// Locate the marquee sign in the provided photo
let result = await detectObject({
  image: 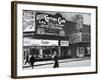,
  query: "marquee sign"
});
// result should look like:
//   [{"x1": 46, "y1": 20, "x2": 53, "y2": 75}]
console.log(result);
[
  {"x1": 24, "y1": 38, "x2": 58, "y2": 46},
  {"x1": 60, "y1": 40, "x2": 69, "y2": 46},
  {"x1": 35, "y1": 12, "x2": 66, "y2": 36},
  {"x1": 36, "y1": 13, "x2": 65, "y2": 24}
]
